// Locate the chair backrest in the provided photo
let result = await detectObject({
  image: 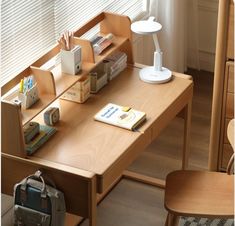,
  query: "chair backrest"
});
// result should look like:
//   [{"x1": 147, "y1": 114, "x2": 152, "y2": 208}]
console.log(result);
[
  {"x1": 226, "y1": 153, "x2": 234, "y2": 175},
  {"x1": 226, "y1": 119, "x2": 234, "y2": 175}
]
